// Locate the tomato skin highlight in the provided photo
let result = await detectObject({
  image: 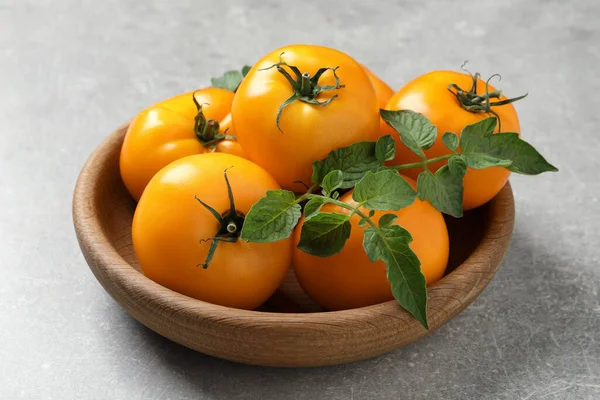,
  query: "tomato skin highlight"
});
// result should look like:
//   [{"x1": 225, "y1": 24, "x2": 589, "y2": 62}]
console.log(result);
[
  {"x1": 380, "y1": 71, "x2": 521, "y2": 210},
  {"x1": 120, "y1": 88, "x2": 240, "y2": 201},
  {"x1": 132, "y1": 153, "x2": 292, "y2": 310},
  {"x1": 292, "y1": 178, "x2": 449, "y2": 311},
  {"x1": 232, "y1": 44, "x2": 380, "y2": 192}
]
